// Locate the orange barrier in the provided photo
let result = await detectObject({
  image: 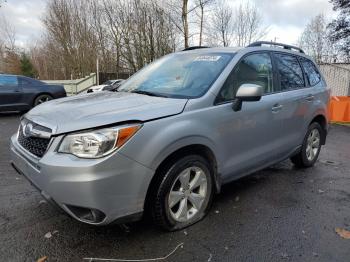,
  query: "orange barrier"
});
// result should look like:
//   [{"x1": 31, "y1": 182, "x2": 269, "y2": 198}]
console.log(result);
[{"x1": 328, "y1": 96, "x2": 350, "y2": 122}]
